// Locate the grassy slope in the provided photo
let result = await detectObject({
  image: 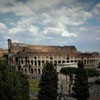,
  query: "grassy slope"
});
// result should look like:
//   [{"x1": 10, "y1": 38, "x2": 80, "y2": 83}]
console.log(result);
[{"x1": 29, "y1": 79, "x2": 39, "y2": 92}]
